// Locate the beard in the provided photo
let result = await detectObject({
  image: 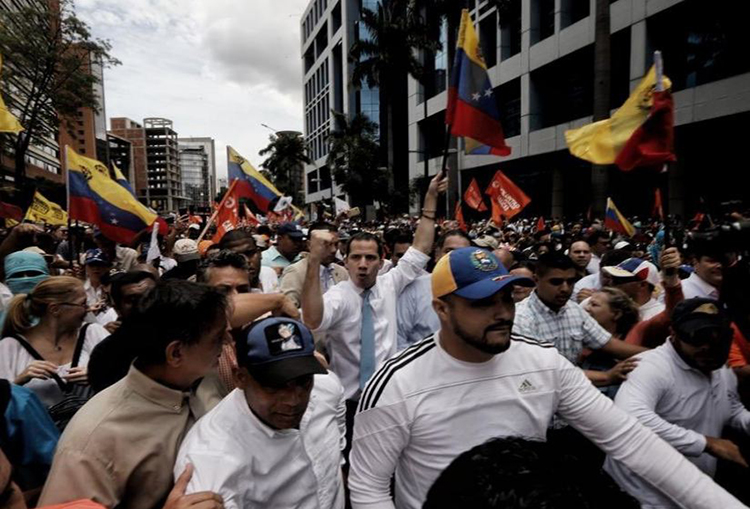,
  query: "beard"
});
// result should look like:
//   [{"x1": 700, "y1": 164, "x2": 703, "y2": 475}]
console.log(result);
[{"x1": 450, "y1": 316, "x2": 514, "y2": 355}]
